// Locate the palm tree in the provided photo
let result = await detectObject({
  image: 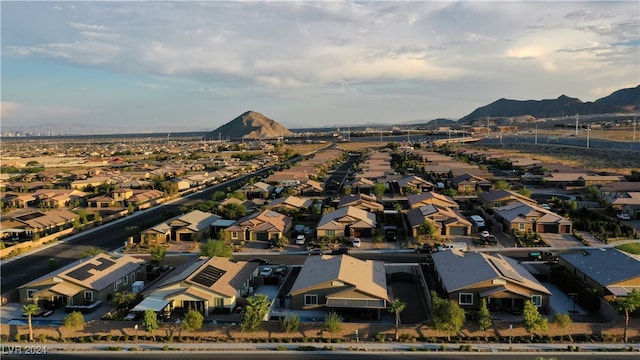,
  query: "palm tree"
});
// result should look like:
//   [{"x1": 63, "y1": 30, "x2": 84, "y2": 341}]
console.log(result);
[
  {"x1": 387, "y1": 298, "x2": 406, "y2": 341},
  {"x1": 613, "y1": 289, "x2": 640, "y2": 343},
  {"x1": 22, "y1": 303, "x2": 40, "y2": 341}
]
